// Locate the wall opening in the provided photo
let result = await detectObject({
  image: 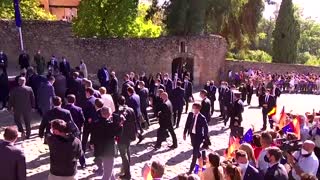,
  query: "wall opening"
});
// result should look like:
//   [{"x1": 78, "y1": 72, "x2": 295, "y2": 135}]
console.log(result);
[{"x1": 172, "y1": 57, "x2": 194, "y2": 81}]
